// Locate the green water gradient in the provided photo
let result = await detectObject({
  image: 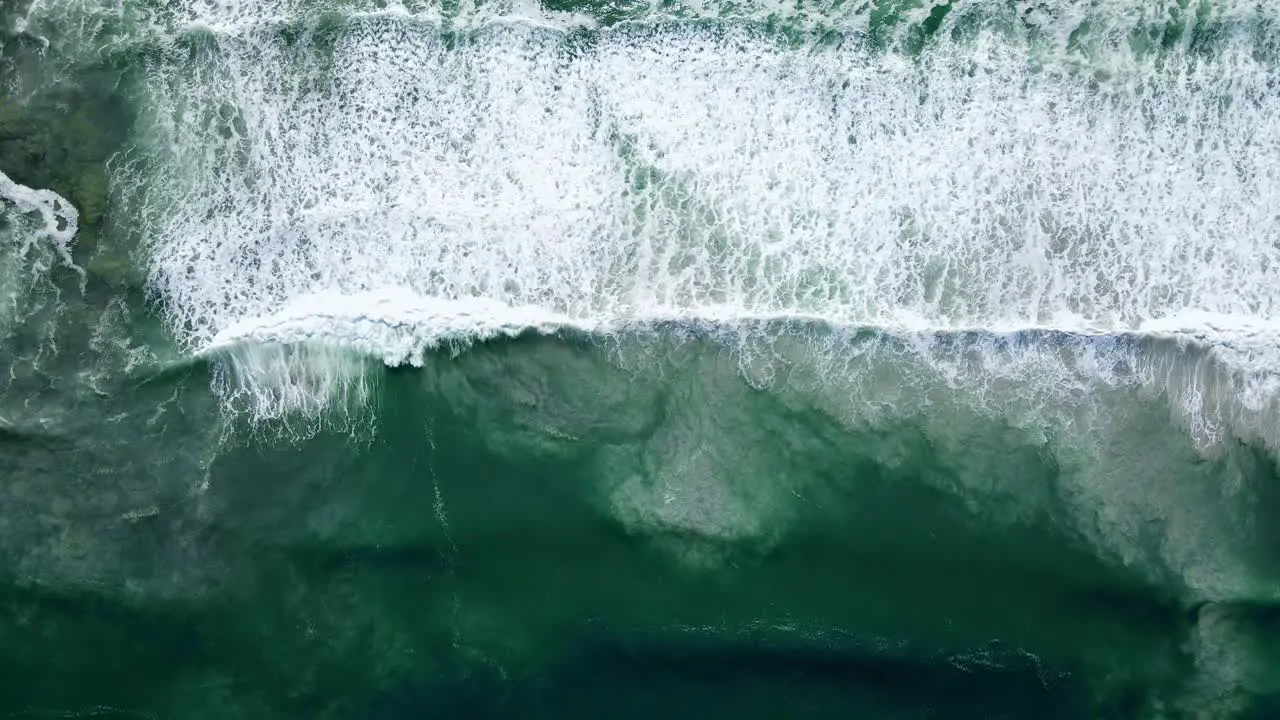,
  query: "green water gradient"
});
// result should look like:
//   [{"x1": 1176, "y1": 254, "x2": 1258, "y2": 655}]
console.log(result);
[
  {"x1": 0, "y1": 332, "x2": 1277, "y2": 716},
  {"x1": 3, "y1": 1, "x2": 1280, "y2": 717}
]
